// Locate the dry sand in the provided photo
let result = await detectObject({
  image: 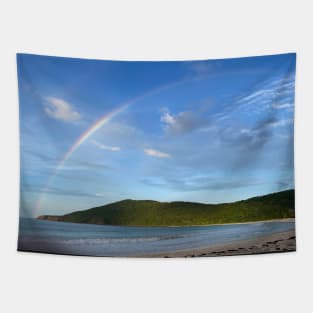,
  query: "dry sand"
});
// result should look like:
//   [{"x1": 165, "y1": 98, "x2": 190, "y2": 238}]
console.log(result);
[{"x1": 143, "y1": 229, "x2": 296, "y2": 258}]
